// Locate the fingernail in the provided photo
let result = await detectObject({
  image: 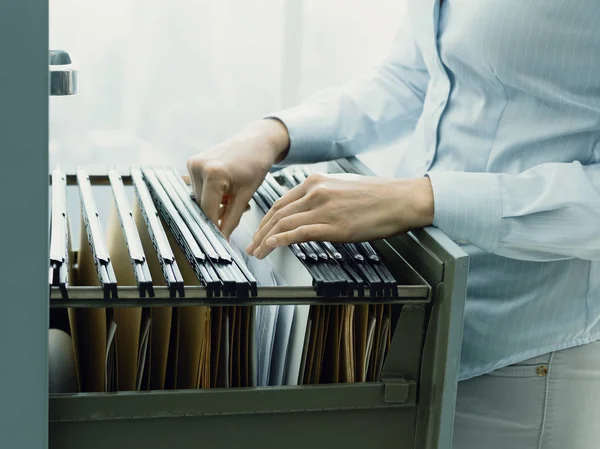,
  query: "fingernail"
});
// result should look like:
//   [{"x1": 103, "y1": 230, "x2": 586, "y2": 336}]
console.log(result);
[
  {"x1": 253, "y1": 248, "x2": 262, "y2": 259},
  {"x1": 245, "y1": 242, "x2": 256, "y2": 254},
  {"x1": 266, "y1": 237, "x2": 277, "y2": 247}
]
